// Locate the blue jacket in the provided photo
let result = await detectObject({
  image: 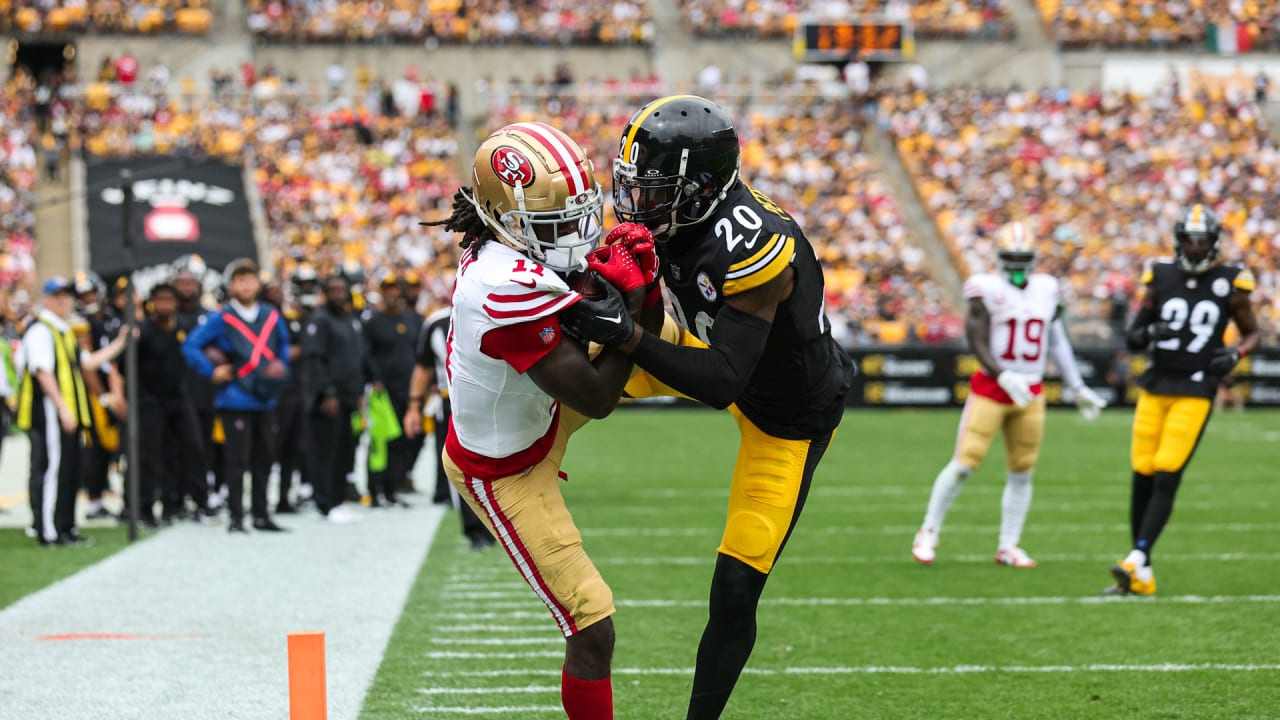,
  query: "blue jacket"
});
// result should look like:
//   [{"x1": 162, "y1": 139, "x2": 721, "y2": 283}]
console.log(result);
[{"x1": 181, "y1": 305, "x2": 290, "y2": 411}]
